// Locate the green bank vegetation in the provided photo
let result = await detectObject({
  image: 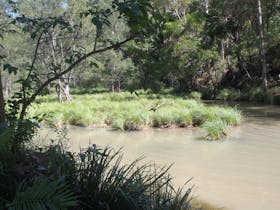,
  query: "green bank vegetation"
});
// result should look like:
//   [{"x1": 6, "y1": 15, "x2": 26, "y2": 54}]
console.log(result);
[
  {"x1": 30, "y1": 91, "x2": 241, "y2": 140},
  {"x1": 214, "y1": 87, "x2": 280, "y2": 103},
  {"x1": 1, "y1": 133, "x2": 219, "y2": 210}
]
